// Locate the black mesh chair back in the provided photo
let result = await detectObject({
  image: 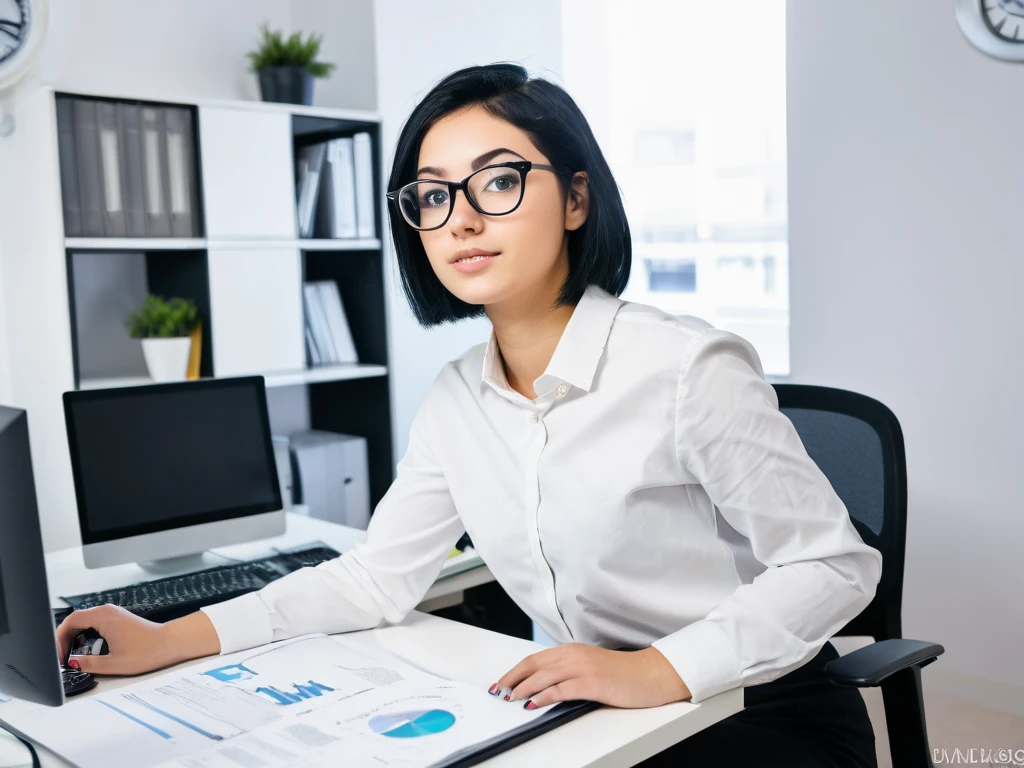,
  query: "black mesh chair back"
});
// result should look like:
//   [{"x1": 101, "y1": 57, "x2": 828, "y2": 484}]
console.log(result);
[
  {"x1": 773, "y1": 384, "x2": 906, "y2": 642},
  {"x1": 773, "y1": 383, "x2": 943, "y2": 768}
]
